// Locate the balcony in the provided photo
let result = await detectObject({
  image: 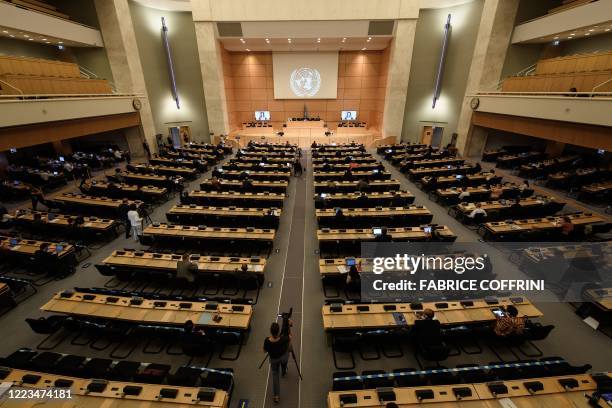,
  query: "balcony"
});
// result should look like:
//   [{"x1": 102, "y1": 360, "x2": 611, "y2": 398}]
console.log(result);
[
  {"x1": 0, "y1": 0, "x2": 103, "y2": 47},
  {"x1": 470, "y1": 92, "x2": 612, "y2": 127},
  {"x1": 0, "y1": 94, "x2": 143, "y2": 128},
  {"x1": 511, "y1": 0, "x2": 612, "y2": 44}
]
